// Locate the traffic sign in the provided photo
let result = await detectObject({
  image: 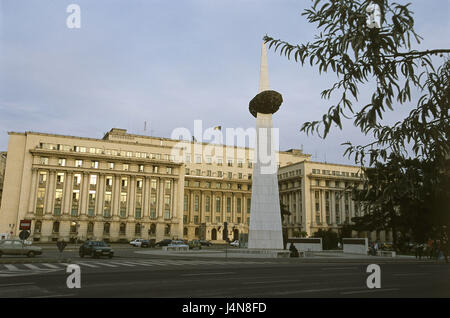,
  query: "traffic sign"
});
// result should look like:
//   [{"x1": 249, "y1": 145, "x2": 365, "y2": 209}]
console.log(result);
[
  {"x1": 19, "y1": 220, "x2": 32, "y2": 231},
  {"x1": 19, "y1": 230, "x2": 30, "y2": 240}
]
